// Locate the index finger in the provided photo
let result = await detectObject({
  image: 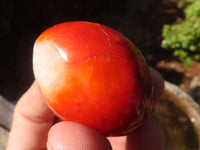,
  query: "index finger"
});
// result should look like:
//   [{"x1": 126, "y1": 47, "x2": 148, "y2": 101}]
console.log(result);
[{"x1": 7, "y1": 81, "x2": 55, "y2": 150}]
